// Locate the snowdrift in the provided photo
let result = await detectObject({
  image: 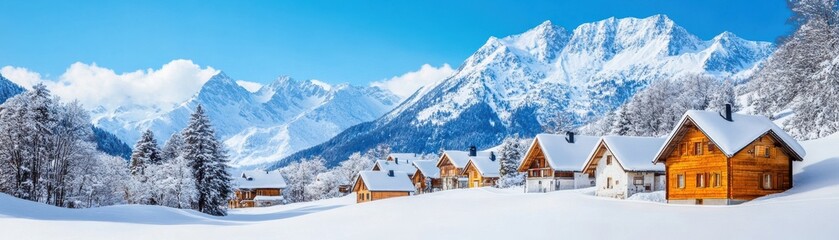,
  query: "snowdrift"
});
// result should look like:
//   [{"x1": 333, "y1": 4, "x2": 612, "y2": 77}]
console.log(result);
[{"x1": 2, "y1": 133, "x2": 839, "y2": 239}]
